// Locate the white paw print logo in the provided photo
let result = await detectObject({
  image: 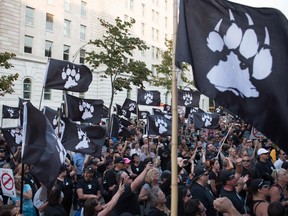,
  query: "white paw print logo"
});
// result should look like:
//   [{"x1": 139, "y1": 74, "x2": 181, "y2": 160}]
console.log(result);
[
  {"x1": 206, "y1": 10, "x2": 272, "y2": 98},
  {"x1": 128, "y1": 103, "x2": 136, "y2": 112},
  {"x1": 201, "y1": 114, "x2": 212, "y2": 127},
  {"x1": 183, "y1": 92, "x2": 193, "y2": 106},
  {"x1": 75, "y1": 128, "x2": 90, "y2": 150},
  {"x1": 122, "y1": 110, "x2": 127, "y2": 116},
  {"x1": 141, "y1": 113, "x2": 147, "y2": 119},
  {"x1": 61, "y1": 65, "x2": 81, "y2": 89},
  {"x1": 79, "y1": 101, "x2": 94, "y2": 120},
  {"x1": 155, "y1": 117, "x2": 168, "y2": 134},
  {"x1": 52, "y1": 117, "x2": 65, "y2": 137},
  {"x1": 9, "y1": 128, "x2": 22, "y2": 145},
  {"x1": 7, "y1": 108, "x2": 15, "y2": 118},
  {"x1": 144, "y1": 92, "x2": 153, "y2": 104}
]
